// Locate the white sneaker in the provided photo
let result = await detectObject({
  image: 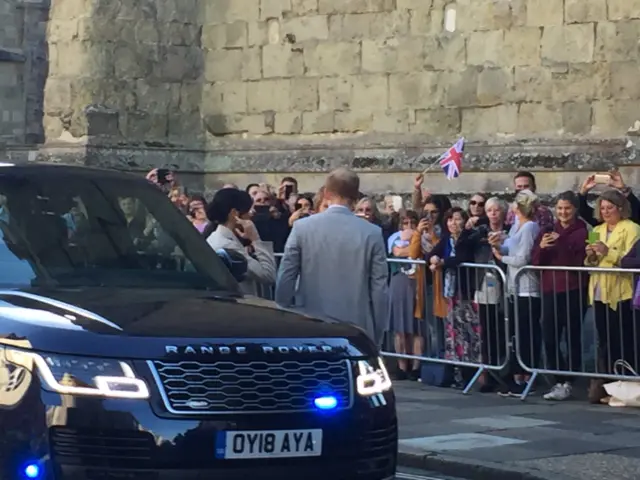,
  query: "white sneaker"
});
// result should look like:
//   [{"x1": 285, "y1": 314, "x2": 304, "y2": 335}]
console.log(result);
[{"x1": 543, "y1": 382, "x2": 572, "y2": 401}]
